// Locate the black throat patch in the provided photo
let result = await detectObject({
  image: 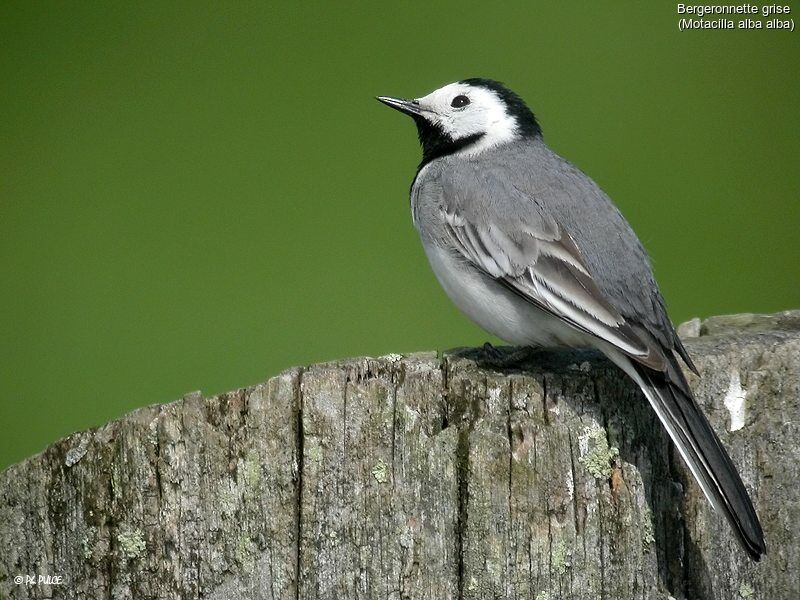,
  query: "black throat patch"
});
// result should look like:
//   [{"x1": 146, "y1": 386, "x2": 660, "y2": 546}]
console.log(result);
[{"x1": 413, "y1": 116, "x2": 484, "y2": 171}]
